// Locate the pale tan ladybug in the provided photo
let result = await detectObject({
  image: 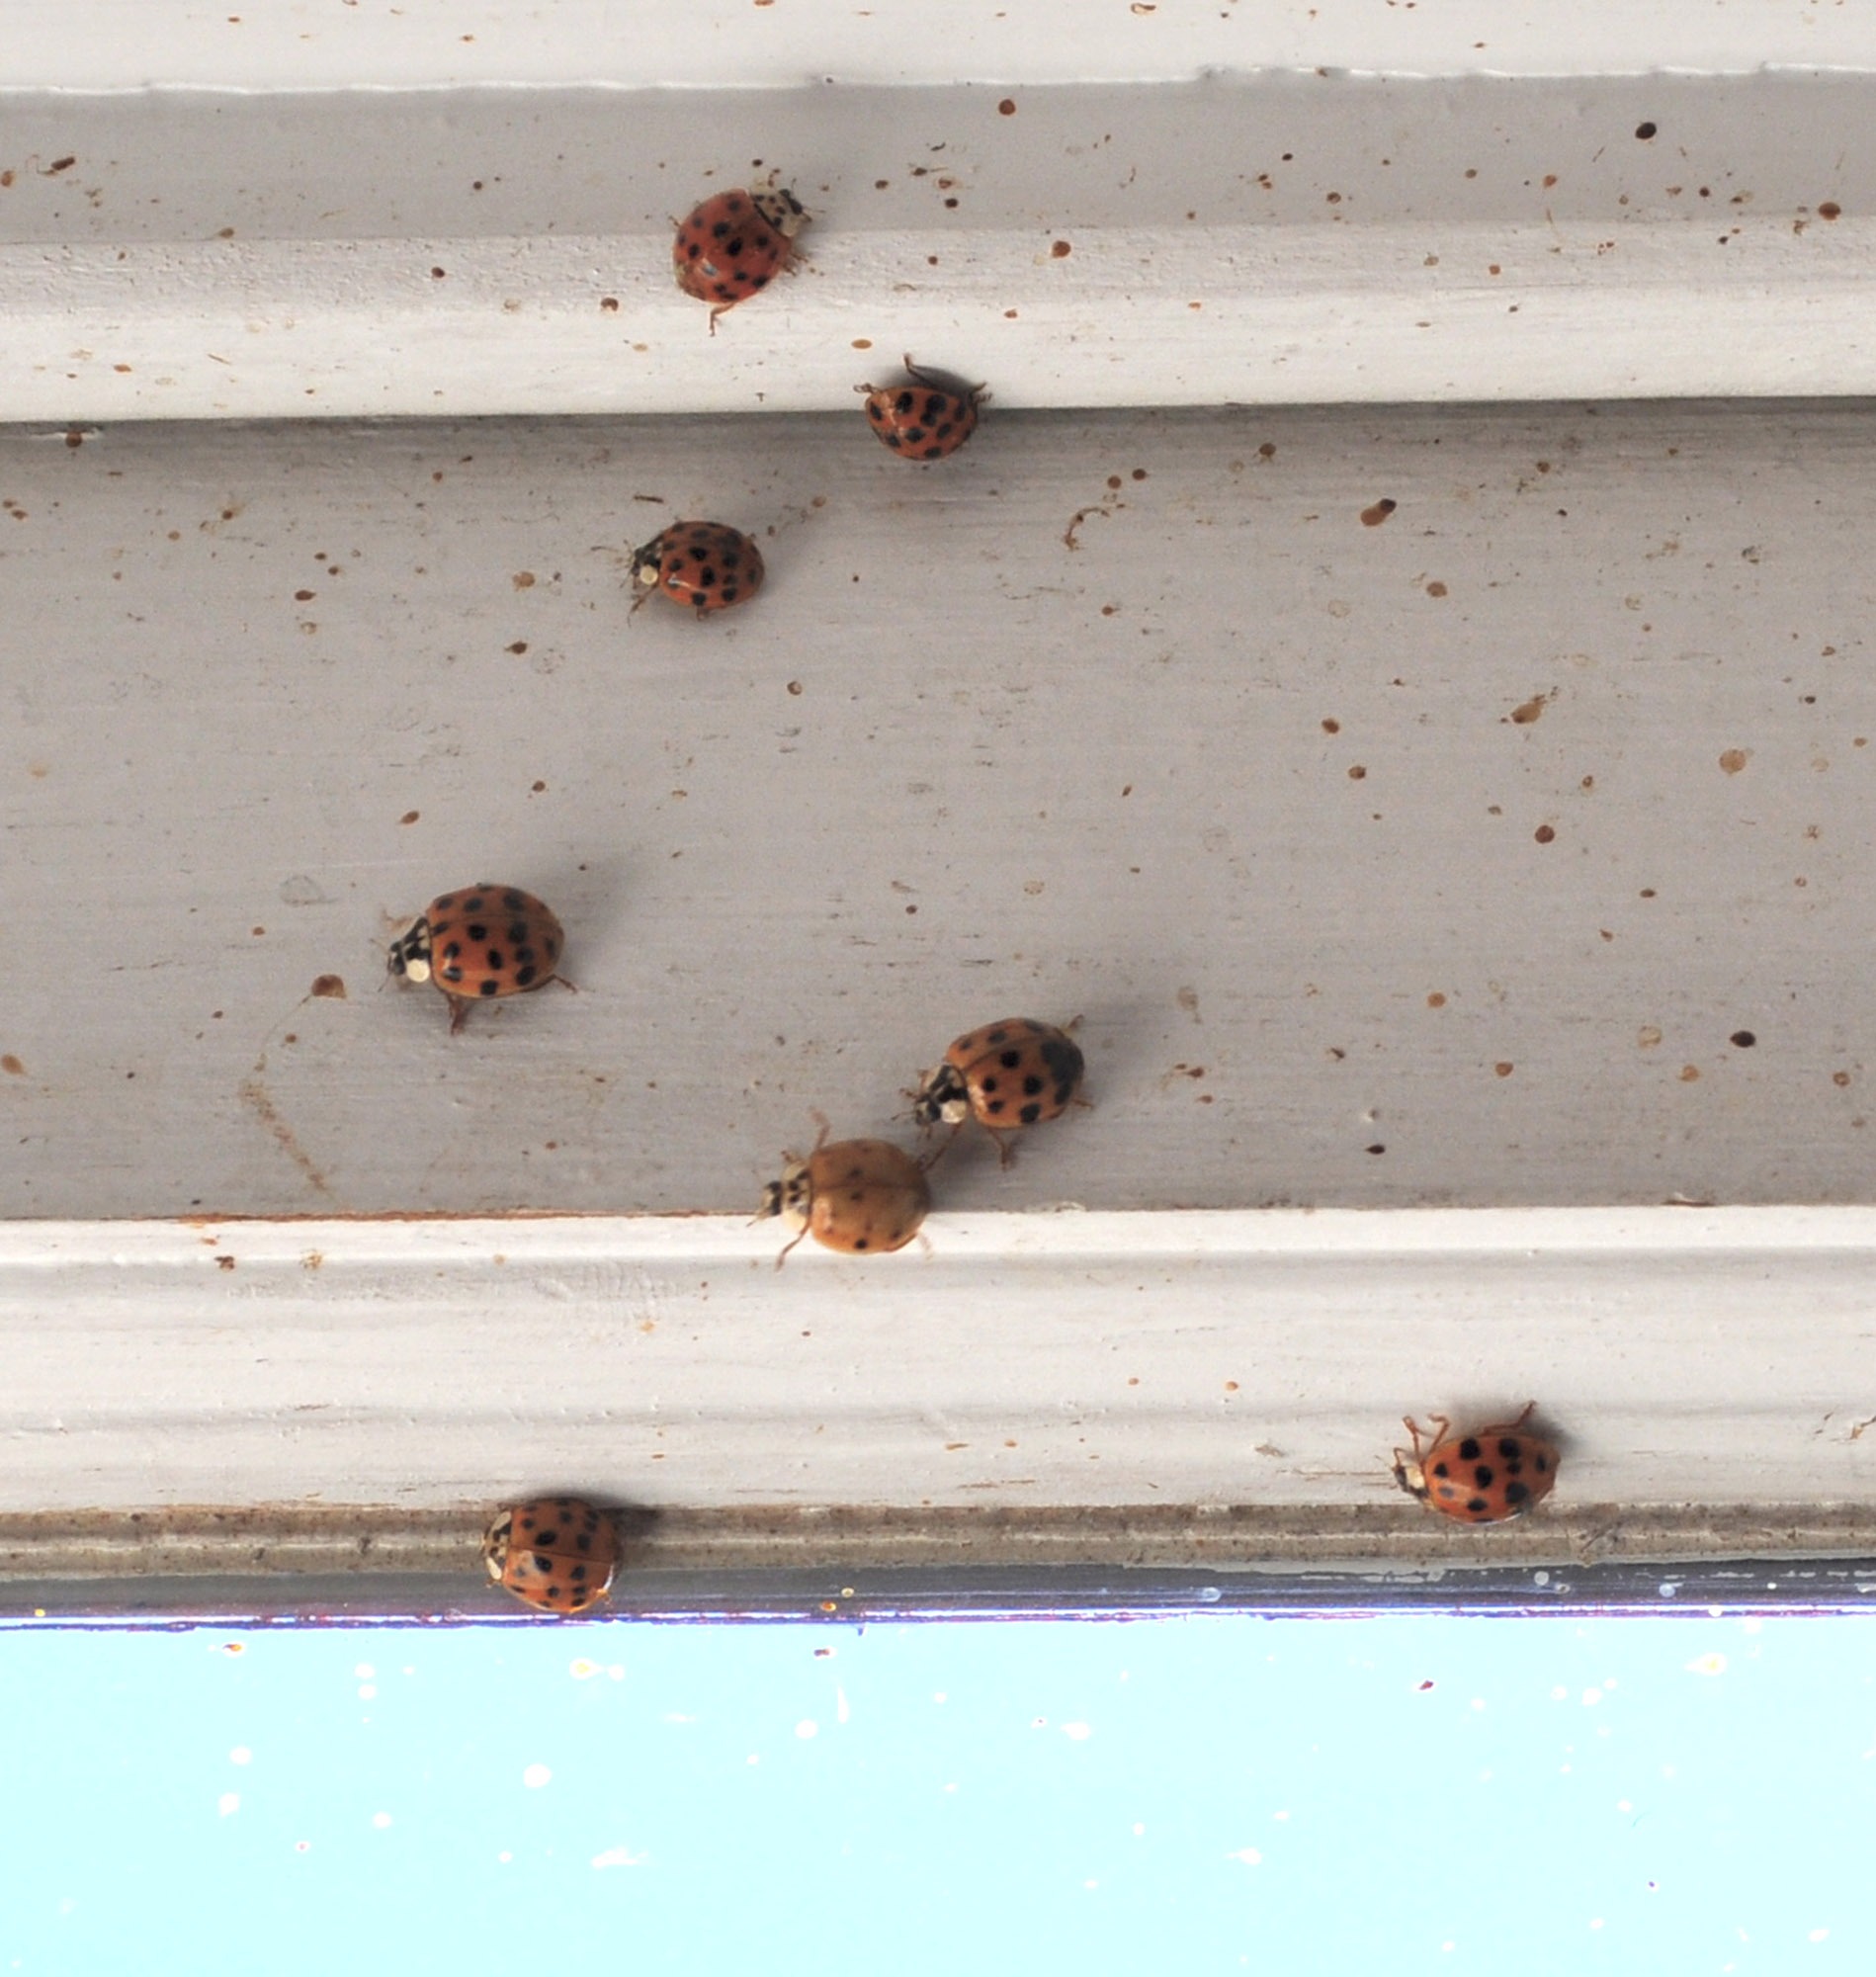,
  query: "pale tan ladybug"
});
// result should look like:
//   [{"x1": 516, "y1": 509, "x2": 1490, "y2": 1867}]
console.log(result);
[
  {"x1": 483, "y1": 1498, "x2": 620, "y2": 1614},
  {"x1": 912, "y1": 1017, "x2": 1085, "y2": 1160},
  {"x1": 387, "y1": 884, "x2": 565, "y2": 1033},
  {"x1": 757, "y1": 1123, "x2": 931, "y2": 1265},
  {"x1": 1393, "y1": 1403, "x2": 1560, "y2": 1524}
]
